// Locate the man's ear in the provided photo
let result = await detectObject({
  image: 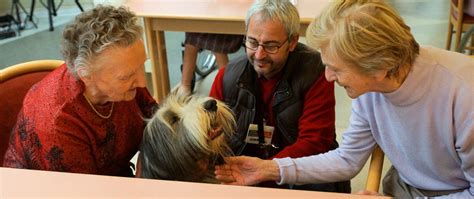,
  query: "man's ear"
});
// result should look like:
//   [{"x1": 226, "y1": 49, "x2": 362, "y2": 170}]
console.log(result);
[{"x1": 288, "y1": 34, "x2": 299, "y2": 51}]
